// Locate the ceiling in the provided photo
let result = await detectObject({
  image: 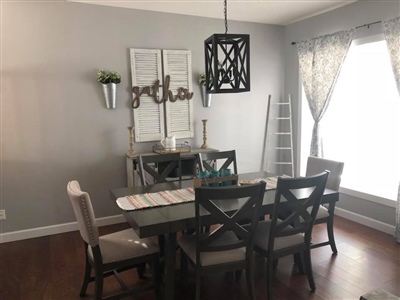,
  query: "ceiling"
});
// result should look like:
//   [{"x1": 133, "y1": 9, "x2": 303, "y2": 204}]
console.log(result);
[{"x1": 71, "y1": 0, "x2": 358, "y2": 25}]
